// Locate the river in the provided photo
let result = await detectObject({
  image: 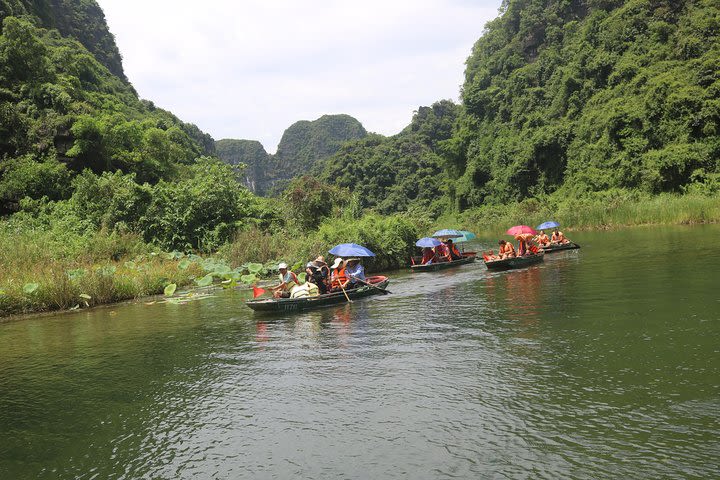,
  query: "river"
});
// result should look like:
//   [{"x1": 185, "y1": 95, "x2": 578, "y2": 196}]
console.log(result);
[{"x1": 1, "y1": 225, "x2": 718, "y2": 479}]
